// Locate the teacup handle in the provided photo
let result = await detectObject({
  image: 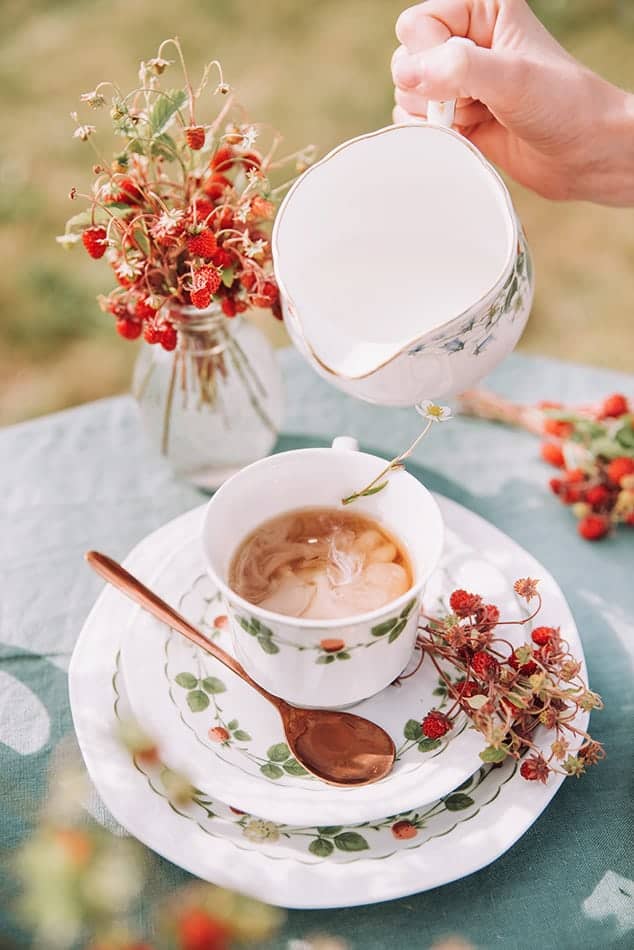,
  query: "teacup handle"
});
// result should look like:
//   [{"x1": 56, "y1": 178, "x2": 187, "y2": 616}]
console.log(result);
[
  {"x1": 331, "y1": 436, "x2": 359, "y2": 452},
  {"x1": 427, "y1": 37, "x2": 475, "y2": 129}
]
